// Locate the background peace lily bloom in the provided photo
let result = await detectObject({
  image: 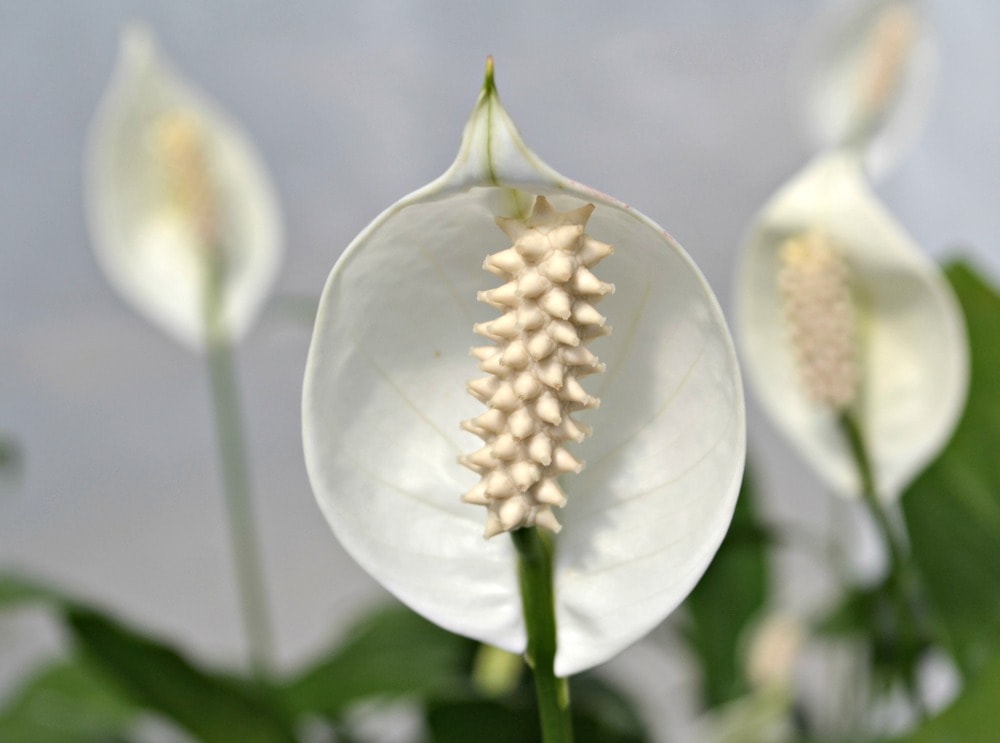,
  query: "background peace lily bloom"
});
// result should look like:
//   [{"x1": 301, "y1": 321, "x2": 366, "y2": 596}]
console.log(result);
[
  {"x1": 793, "y1": 0, "x2": 937, "y2": 179},
  {"x1": 737, "y1": 150, "x2": 967, "y2": 501},
  {"x1": 86, "y1": 24, "x2": 282, "y2": 350},
  {"x1": 303, "y1": 64, "x2": 745, "y2": 676}
]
